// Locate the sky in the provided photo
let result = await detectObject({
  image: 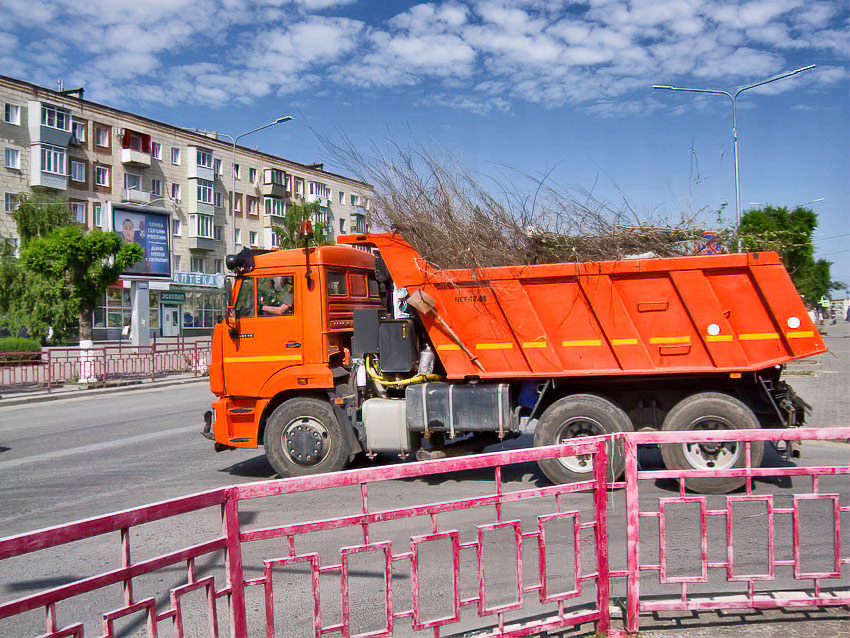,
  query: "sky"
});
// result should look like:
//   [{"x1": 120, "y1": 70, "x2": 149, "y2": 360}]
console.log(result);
[{"x1": 3, "y1": 0, "x2": 849, "y2": 285}]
